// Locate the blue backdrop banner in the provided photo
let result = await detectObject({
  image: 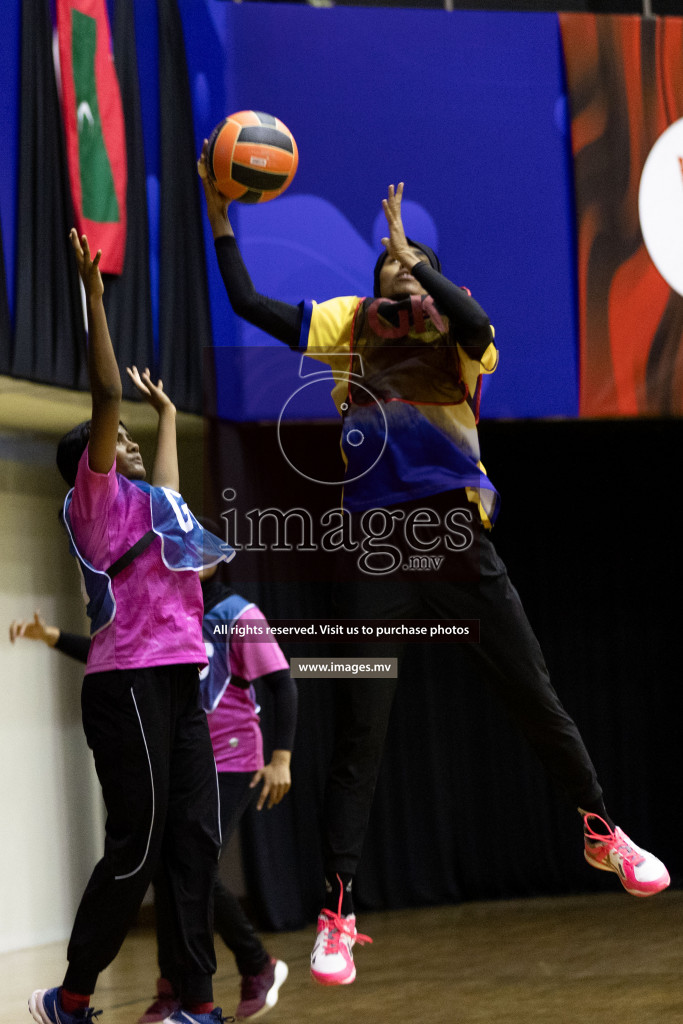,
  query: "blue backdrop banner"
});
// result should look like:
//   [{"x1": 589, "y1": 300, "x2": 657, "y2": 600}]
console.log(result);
[{"x1": 181, "y1": 2, "x2": 579, "y2": 421}]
